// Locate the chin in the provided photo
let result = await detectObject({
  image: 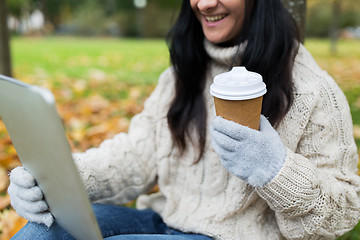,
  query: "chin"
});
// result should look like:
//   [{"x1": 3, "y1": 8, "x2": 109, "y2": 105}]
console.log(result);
[
  {"x1": 205, "y1": 37, "x2": 237, "y2": 47},
  {"x1": 204, "y1": 32, "x2": 237, "y2": 46},
  {"x1": 205, "y1": 37, "x2": 224, "y2": 45}
]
